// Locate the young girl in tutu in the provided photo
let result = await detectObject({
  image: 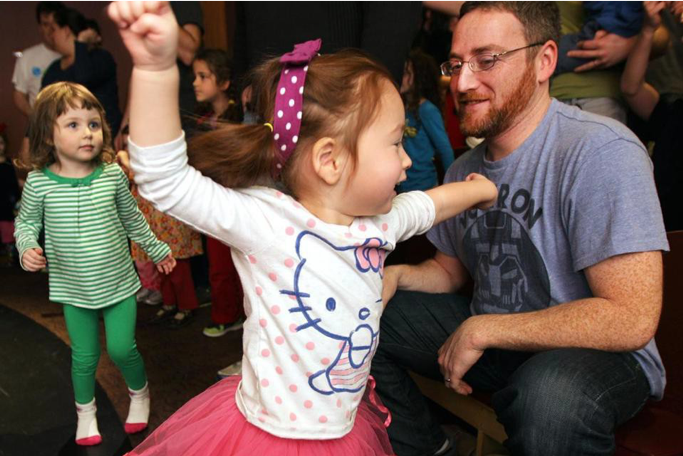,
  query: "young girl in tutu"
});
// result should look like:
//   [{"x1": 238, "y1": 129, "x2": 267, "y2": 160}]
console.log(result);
[
  {"x1": 109, "y1": 2, "x2": 497, "y2": 454},
  {"x1": 14, "y1": 81, "x2": 175, "y2": 446}
]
